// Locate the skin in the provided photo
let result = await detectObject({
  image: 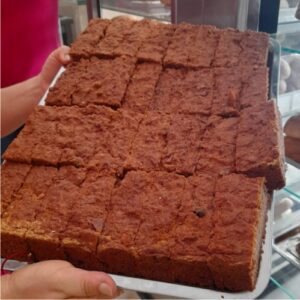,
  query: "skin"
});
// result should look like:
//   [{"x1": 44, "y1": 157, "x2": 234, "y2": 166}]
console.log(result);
[
  {"x1": 0, "y1": 47, "x2": 118, "y2": 299},
  {"x1": 1, "y1": 260, "x2": 119, "y2": 299},
  {"x1": 1, "y1": 46, "x2": 70, "y2": 138}
]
